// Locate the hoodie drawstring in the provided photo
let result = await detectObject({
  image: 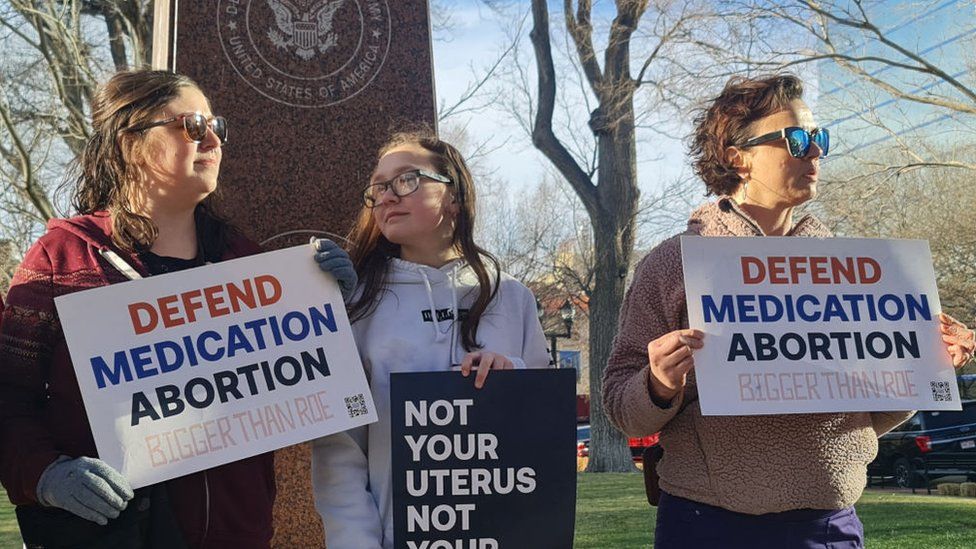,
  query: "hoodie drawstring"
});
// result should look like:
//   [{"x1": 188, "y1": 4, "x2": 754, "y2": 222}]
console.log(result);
[
  {"x1": 99, "y1": 249, "x2": 143, "y2": 280},
  {"x1": 450, "y1": 263, "x2": 460, "y2": 365},
  {"x1": 418, "y1": 269, "x2": 446, "y2": 343}
]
